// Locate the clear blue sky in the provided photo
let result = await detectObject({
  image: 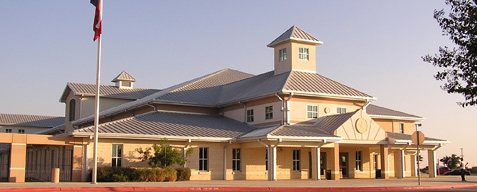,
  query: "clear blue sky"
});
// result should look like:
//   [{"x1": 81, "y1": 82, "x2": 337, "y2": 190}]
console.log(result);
[{"x1": 1, "y1": 1, "x2": 476, "y2": 167}]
